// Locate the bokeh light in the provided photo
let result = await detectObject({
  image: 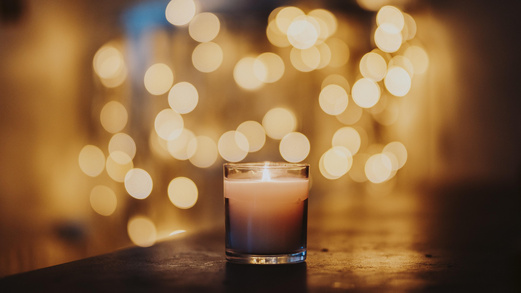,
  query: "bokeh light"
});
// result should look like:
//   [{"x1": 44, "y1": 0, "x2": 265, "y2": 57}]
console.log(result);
[
  {"x1": 109, "y1": 133, "x2": 136, "y2": 160},
  {"x1": 290, "y1": 46, "x2": 320, "y2": 72},
  {"x1": 332, "y1": 127, "x2": 361, "y2": 155},
  {"x1": 389, "y1": 55, "x2": 414, "y2": 77},
  {"x1": 254, "y1": 52, "x2": 285, "y2": 83},
  {"x1": 262, "y1": 107, "x2": 297, "y2": 140},
  {"x1": 236, "y1": 121, "x2": 266, "y2": 152},
  {"x1": 90, "y1": 185, "x2": 117, "y2": 216},
  {"x1": 308, "y1": 9, "x2": 337, "y2": 40},
  {"x1": 188, "y1": 136, "x2": 218, "y2": 168},
  {"x1": 127, "y1": 216, "x2": 157, "y2": 247},
  {"x1": 403, "y1": 13, "x2": 417, "y2": 40},
  {"x1": 316, "y1": 42, "x2": 332, "y2": 69},
  {"x1": 144, "y1": 63, "x2": 174, "y2": 95},
  {"x1": 349, "y1": 153, "x2": 369, "y2": 183},
  {"x1": 376, "y1": 6, "x2": 404, "y2": 33},
  {"x1": 167, "y1": 128, "x2": 196, "y2": 160},
  {"x1": 124, "y1": 168, "x2": 153, "y2": 200},
  {"x1": 168, "y1": 82, "x2": 199, "y2": 114},
  {"x1": 352, "y1": 78, "x2": 381, "y2": 108},
  {"x1": 374, "y1": 25, "x2": 402, "y2": 53},
  {"x1": 234, "y1": 57, "x2": 263, "y2": 90},
  {"x1": 168, "y1": 177, "x2": 198, "y2": 209},
  {"x1": 287, "y1": 17, "x2": 319, "y2": 49},
  {"x1": 360, "y1": 52, "x2": 387, "y2": 81},
  {"x1": 218, "y1": 131, "x2": 249, "y2": 162},
  {"x1": 192, "y1": 42, "x2": 223, "y2": 73},
  {"x1": 266, "y1": 20, "x2": 290, "y2": 48},
  {"x1": 319, "y1": 84, "x2": 349, "y2": 115},
  {"x1": 319, "y1": 146, "x2": 353, "y2": 179},
  {"x1": 154, "y1": 109, "x2": 184, "y2": 140},
  {"x1": 165, "y1": 0, "x2": 196, "y2": 26},
  {"x1": 106, "y1": 151, "x2": 133, "y2": 183},
  {"x1": 383, "y1": 141, "x2": 408, "y2": 169},
  {"x1": 404, "y1": 45, "x2": 429, "y2": 74},
  {"x1": 276, "y1": 6, "x2": 305, "y2": 34},
  {"x1": 384, "y1": 66, "x2": 412, "y2": 97},
  {"x1": 326, "y1": 38, "x2": 349, "y2": 67},
  {"x1": 189, "y1": 12, "x2": 220, "y2": 42},
  {"x1": 365, "y1": 153, "x2": 393, "y2": 183},
  {"x1": 322, "y1": 74, "x2": 349, "y2": 91},
  {"x1": 279, "y1": 132, "x2": 310, "y2": 163},
  {"x1": 100, "y1": 101, "x2": 128, "y2": 134},
  {"x1": 79, "y1": 145, "x2": 105, "y2": 177},
  {"x1": 93, "y1": 44, "x2": 127, "y2": 88}
]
